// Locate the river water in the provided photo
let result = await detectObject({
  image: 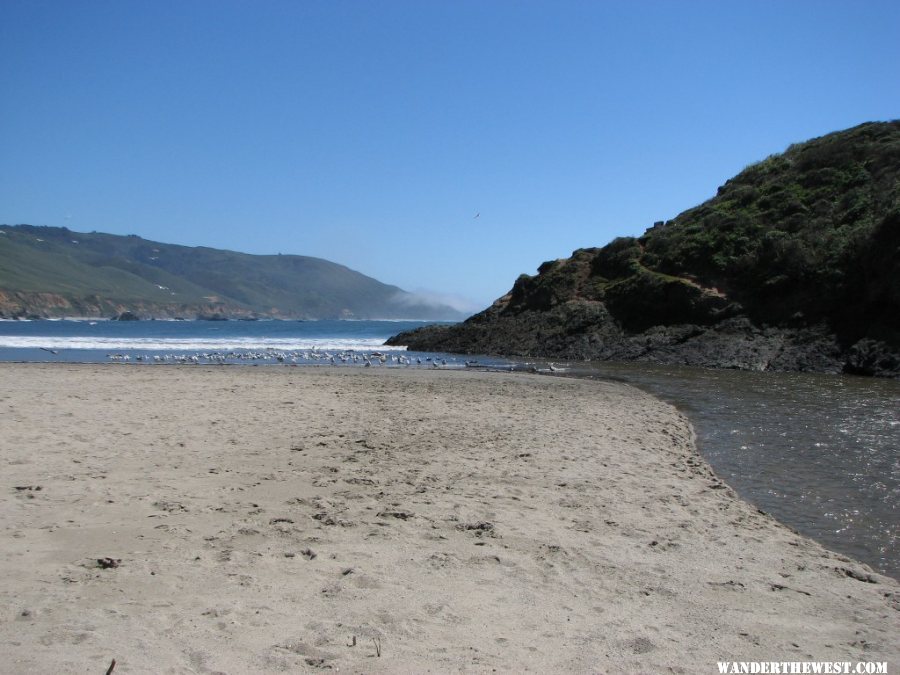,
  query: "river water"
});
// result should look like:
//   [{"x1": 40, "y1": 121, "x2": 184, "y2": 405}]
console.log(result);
[
  {"x1": 1, "y1": 319, "x2": 897, "y2": 578},
  {"x1": 562, "y1": 362, "x2": 900, "y2": 579}
]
